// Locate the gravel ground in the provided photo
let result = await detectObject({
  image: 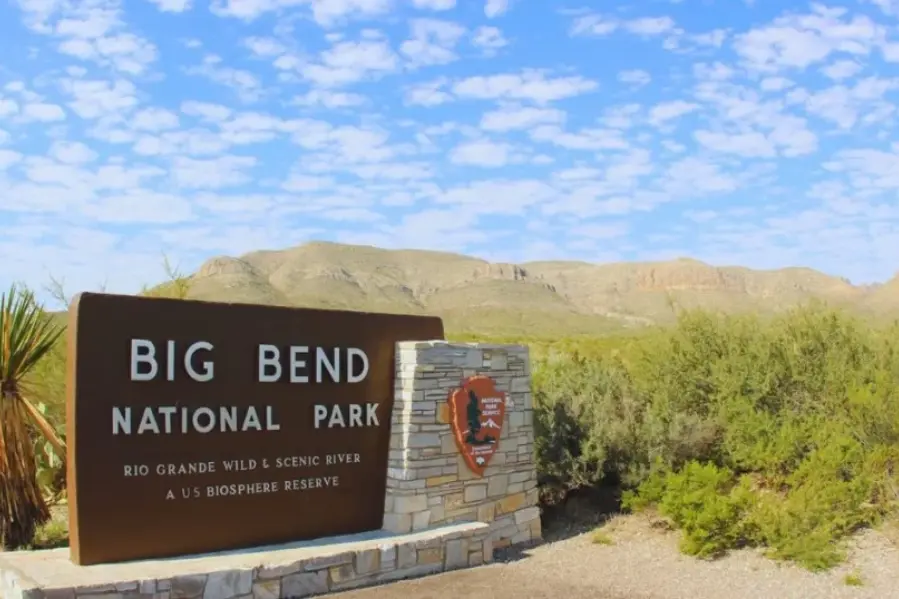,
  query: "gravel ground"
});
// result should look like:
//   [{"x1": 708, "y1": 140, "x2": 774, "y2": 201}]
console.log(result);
[{"x1": 333, "y1": 514, "x2": 899, "y2": 599}]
